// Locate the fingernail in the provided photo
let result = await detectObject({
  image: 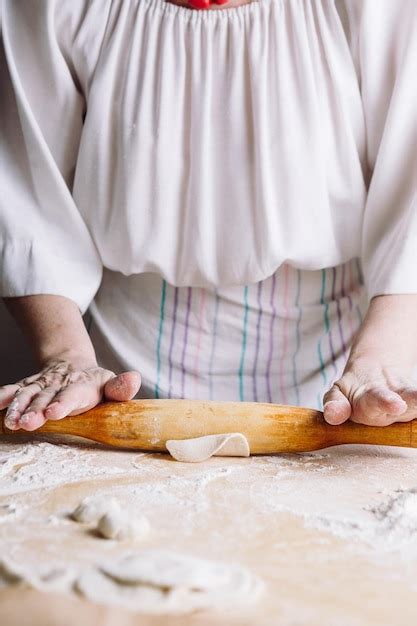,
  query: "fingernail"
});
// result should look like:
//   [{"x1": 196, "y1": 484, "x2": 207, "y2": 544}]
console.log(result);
[
  {"x1": 45, "y1": 403, "x2": 59, "y2": 417},
  {"x1": 19, "y1": 412, "x2": 35, "y2": 425},
  {"x1": 385, "y1": 393, "x2": 404, "y2": 403},
  {"x1": 5, "y1": 400, "x2": 19, "y2": 419},
  {"x1": 5, "y1": 409, "x2": 18, "y2": 422},
  {"x1": 45, "y1": 403, "x2": 63, "y2": 419},
  {"x1": 7, "y1": 397, "x2": 19, "y2": 409},
  {"x1": 4, "y1": 416, "x2": 18, "y2": 430}
]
